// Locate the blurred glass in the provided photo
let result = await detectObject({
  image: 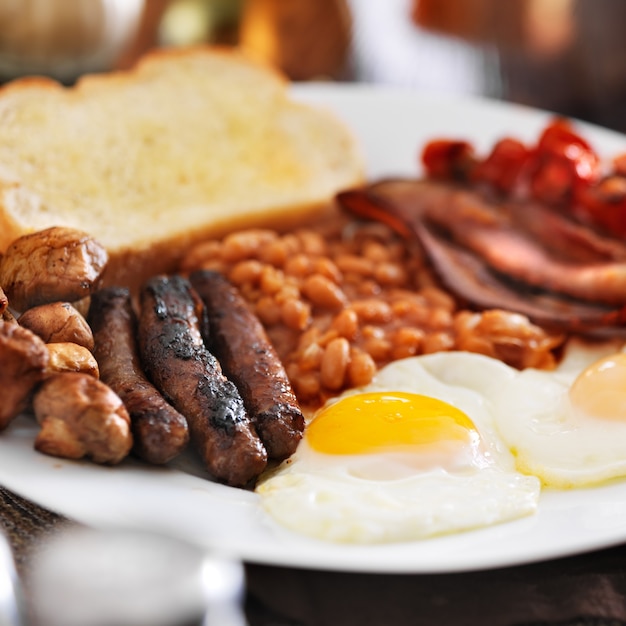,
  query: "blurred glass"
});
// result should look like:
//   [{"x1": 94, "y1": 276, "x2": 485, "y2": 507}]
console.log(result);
[
  {"x1": 0, "y1": 0, "x2": 145, "y2": 83},
  {"x1": 28, "y1": 528, "x2": 247, "y2": 626}
]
